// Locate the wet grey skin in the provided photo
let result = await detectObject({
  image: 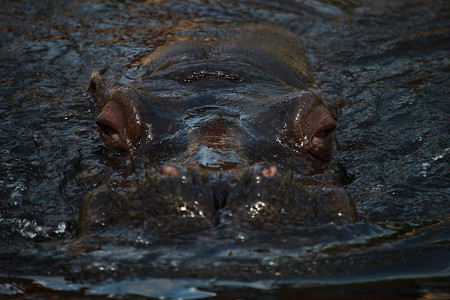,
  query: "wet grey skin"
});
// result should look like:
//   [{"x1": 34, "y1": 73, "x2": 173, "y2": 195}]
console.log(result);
[{"x1": 80, "y1": 24, "x2": 356, "y2": 234}]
